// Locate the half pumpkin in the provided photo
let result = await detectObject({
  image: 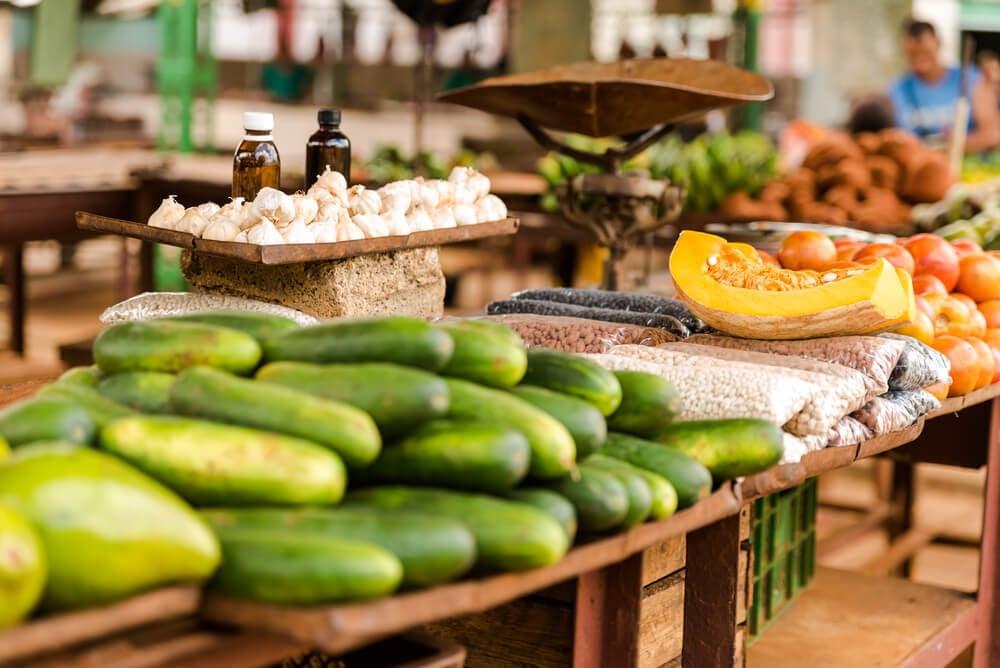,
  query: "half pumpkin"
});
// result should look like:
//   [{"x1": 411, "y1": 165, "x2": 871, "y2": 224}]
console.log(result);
[{"x1": 669, "y1": 231, "x2": 914, "y2": 340}]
